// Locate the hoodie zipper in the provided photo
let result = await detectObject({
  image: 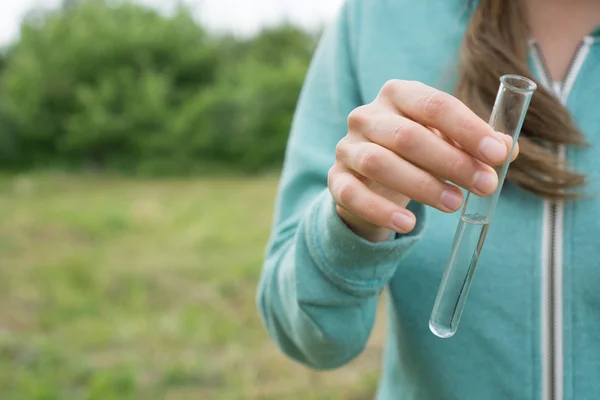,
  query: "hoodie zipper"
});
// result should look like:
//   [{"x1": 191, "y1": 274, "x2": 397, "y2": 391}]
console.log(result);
[{"x1": 530, "y1": 36, "x2": 592, "y2": 400}]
